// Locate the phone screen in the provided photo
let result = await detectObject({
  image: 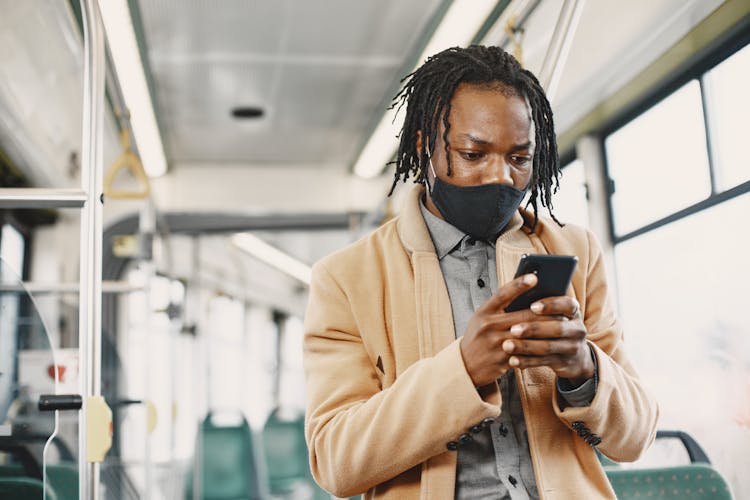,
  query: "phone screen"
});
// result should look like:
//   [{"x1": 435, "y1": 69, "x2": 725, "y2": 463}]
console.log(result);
[{"x1": 504, "y1": 254, "x2": 578, "y2": 312}]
